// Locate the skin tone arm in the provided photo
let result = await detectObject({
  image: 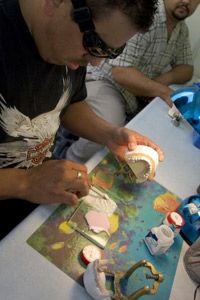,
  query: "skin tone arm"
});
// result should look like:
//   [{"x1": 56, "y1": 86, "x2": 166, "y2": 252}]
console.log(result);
[
  {"x1": 0, "y1": 160, "x2": 90, "y2": 204},
  {"x1": 0, "y1": 102, "x2": 164, "y2": 205},
  {"x1": 112, "y1": 64, "x2": 194, "y2": 107},
  {"x1": 154, "y1": 64, "x2": 194, "y2": 85},
  {"x1": 62, "y1": 100, "x2": 164, "y2": 160},
  {"x1": 0, "y1": 104, "x2": 94, "y2": 205}
]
